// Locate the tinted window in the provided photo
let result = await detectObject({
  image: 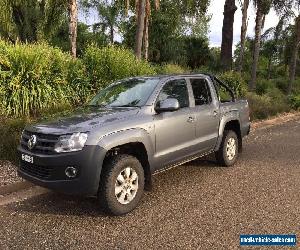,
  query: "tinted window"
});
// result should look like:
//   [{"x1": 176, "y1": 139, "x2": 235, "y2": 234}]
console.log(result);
[
  {"x1": 190, "y1": 78, "x2": 212, "y2": 106},
  {"x1": 157, "y1": 79, "x2": 189, "y2": 108}
]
